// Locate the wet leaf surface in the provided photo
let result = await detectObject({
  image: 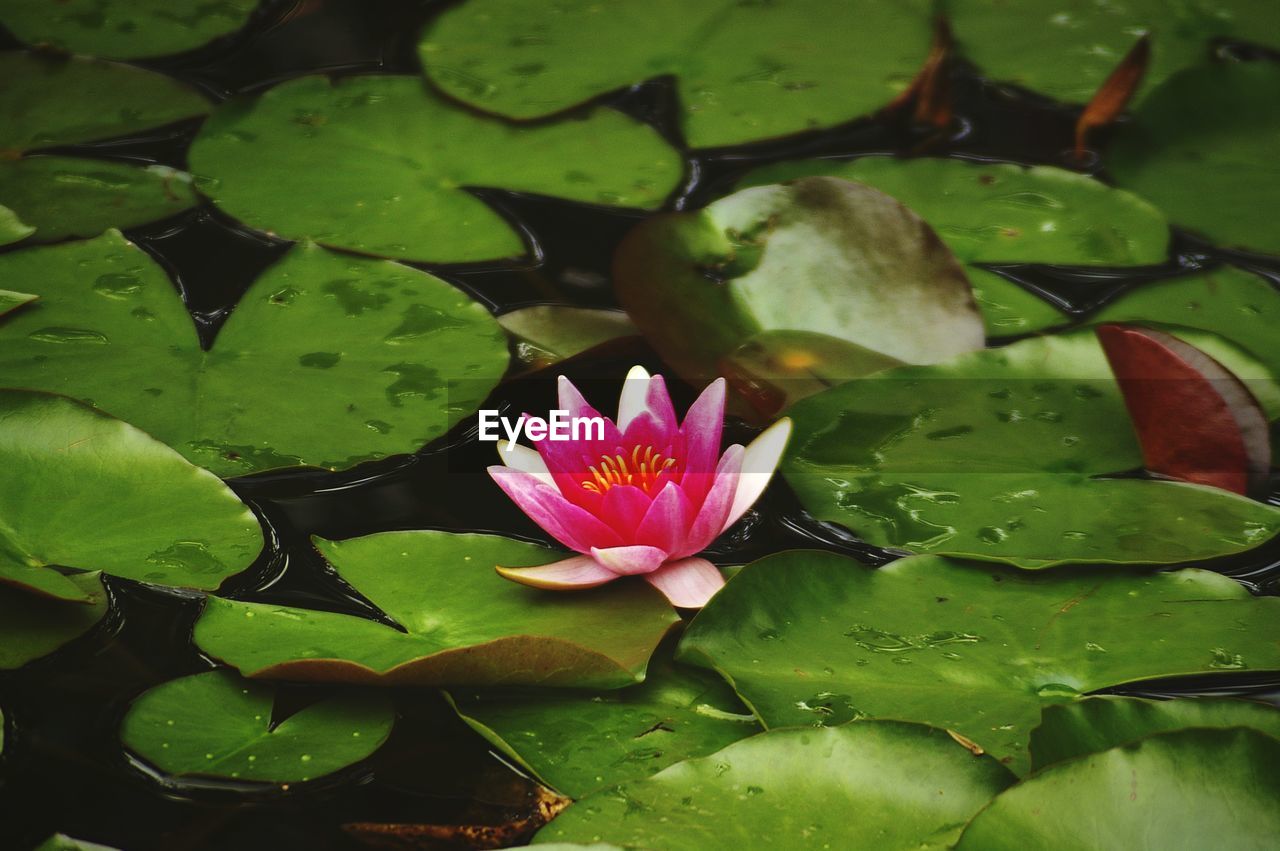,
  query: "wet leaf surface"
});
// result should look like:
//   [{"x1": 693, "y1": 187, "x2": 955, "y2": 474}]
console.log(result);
[
  {"x1": 0, "y1": 390, "x2": 262, "y2": 598},
  {"x1": 0, "y1": 571, "x2": 107, "y2": 669},
  {"x1": 955, "y1": 728, "x2": 1280, "y2": 850},
  {"x1": 419, "y1": 0, "x2": 933, "y2": 148},
  {"x1": 677, "y1": 551, "x2": 1280, "y2": 773},
  {"x1": 195, "y1": 531, "x2": 679, "y2": 689},
  {"x1": 0, "y1": 289, "x2": 36, "y2": 317},
  {"x1": 0, "y1": 206, "x2": 36, "y2": 245},
  {"x1": 188, "y1": 74, "x2": 683, "y2": 263},
  {"x1": 120, "y1": 669, "x2": 394, "y2": 784},
  {"x1": 533, "y1": 721, "x2": 1015, "y2": 849},
  {"x1": 0, "y1": 230, "x2": 509, "y2": 475},
  {"x1": 783, "y1": 330, "x2": 1280, "y2": 565}
]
